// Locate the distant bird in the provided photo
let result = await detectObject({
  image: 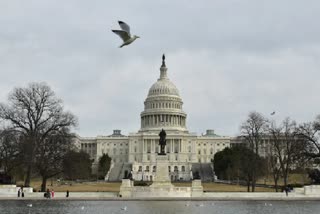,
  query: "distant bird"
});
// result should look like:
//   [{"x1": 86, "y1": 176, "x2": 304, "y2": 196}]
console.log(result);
[
  {"x1": 27, "y1": 204, "x2": 32, "y2": 207},
  {"x1": 121, "y1": 206, "x2": 127, "y2": 211},
  {"x1": 270, "y1": 111, "x2": 275, "y2": 115},
  {"x1": 81, "y1": 206, "x2": 84, "y2": 210},
  {"x1": 112, "y1": 21, "x2": 140, "y2": 48}
]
